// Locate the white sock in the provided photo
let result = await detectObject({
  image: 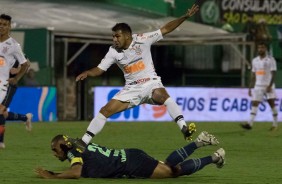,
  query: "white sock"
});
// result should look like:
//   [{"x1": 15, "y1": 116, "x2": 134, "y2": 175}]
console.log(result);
[
  {"x1": 248, "y1": 106, "x2": 258, "y2": 126},
  {"x1": 164, "y1": 97, "x2": 186, "y2": 130},
  {"x1": 82, "y1": 113, "x2": 107, "y2": 144},
  {"x1": 272, "y1": 107, "x2": 278, "y2": 127}
]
